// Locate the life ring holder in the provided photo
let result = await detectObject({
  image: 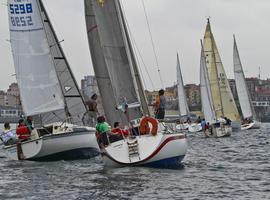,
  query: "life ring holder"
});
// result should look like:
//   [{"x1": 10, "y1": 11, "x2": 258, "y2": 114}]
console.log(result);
[{"x1": 139, "y1": 117, "x2": 158, "y2": 136}]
